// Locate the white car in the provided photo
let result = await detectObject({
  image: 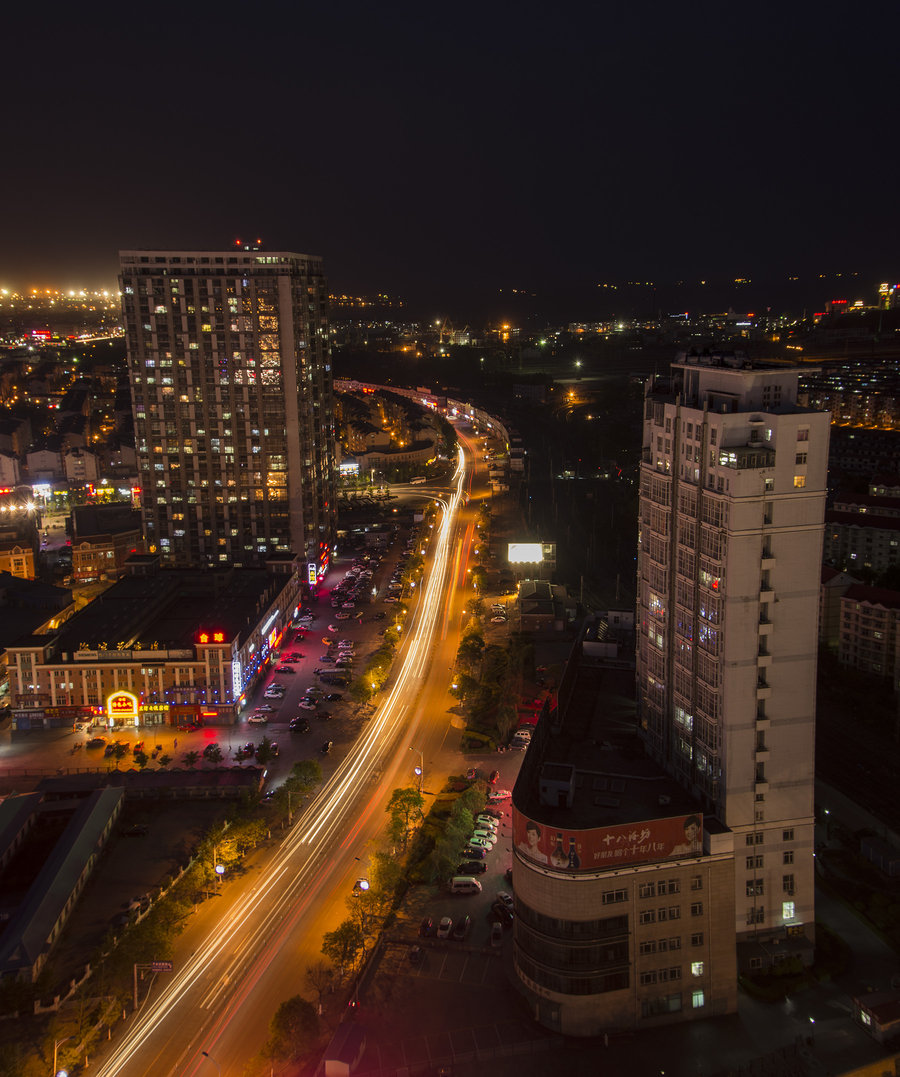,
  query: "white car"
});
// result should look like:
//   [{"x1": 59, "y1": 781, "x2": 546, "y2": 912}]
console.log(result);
[
  {"x1": 255, "y1": 704, "x2": 275, "y2": 713},
  {"x1": 468, "y1": 835, "x2": 494, "y2": 850},
  {"x1": 335, "y1": 611, "x2": 351, "y2": 620},
  {"x1": 298, "y1": 700, "x2": 317, "y2": 711},
  {"x1": 248, "y1": 714, "x2": 269, "y2": 725},
  {"x1": 475, "y1": 816, "x2": 498, "y2": 831},
  {"x1": 491, "y1": 616, "x2": 507, "y2": 624},
  {"x1": 487, "y1": 789, "x2": 512, "y2": 802},
  {"x1": 337, "y1": 640, "x2": 354, "y2": 650},
  {"x1": 436, "y1": 916, "x2": 453, "y2": 939},
  {"x1": 471, "y1": 829, "x2": 497, "y2": 846}
]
